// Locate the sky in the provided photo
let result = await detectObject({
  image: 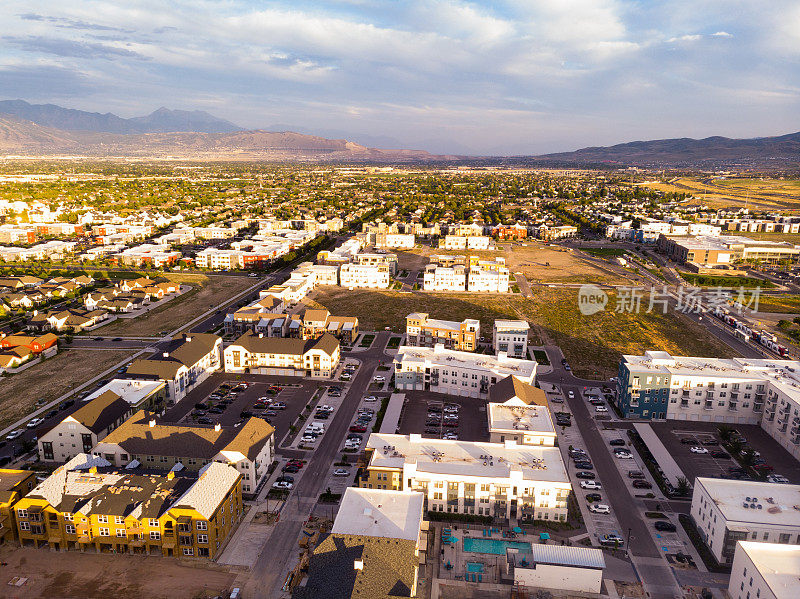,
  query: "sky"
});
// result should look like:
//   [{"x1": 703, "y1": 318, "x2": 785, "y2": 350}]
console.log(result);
[{"x1": 0, "y1": 0, "x2": 798, "y2": 155}]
